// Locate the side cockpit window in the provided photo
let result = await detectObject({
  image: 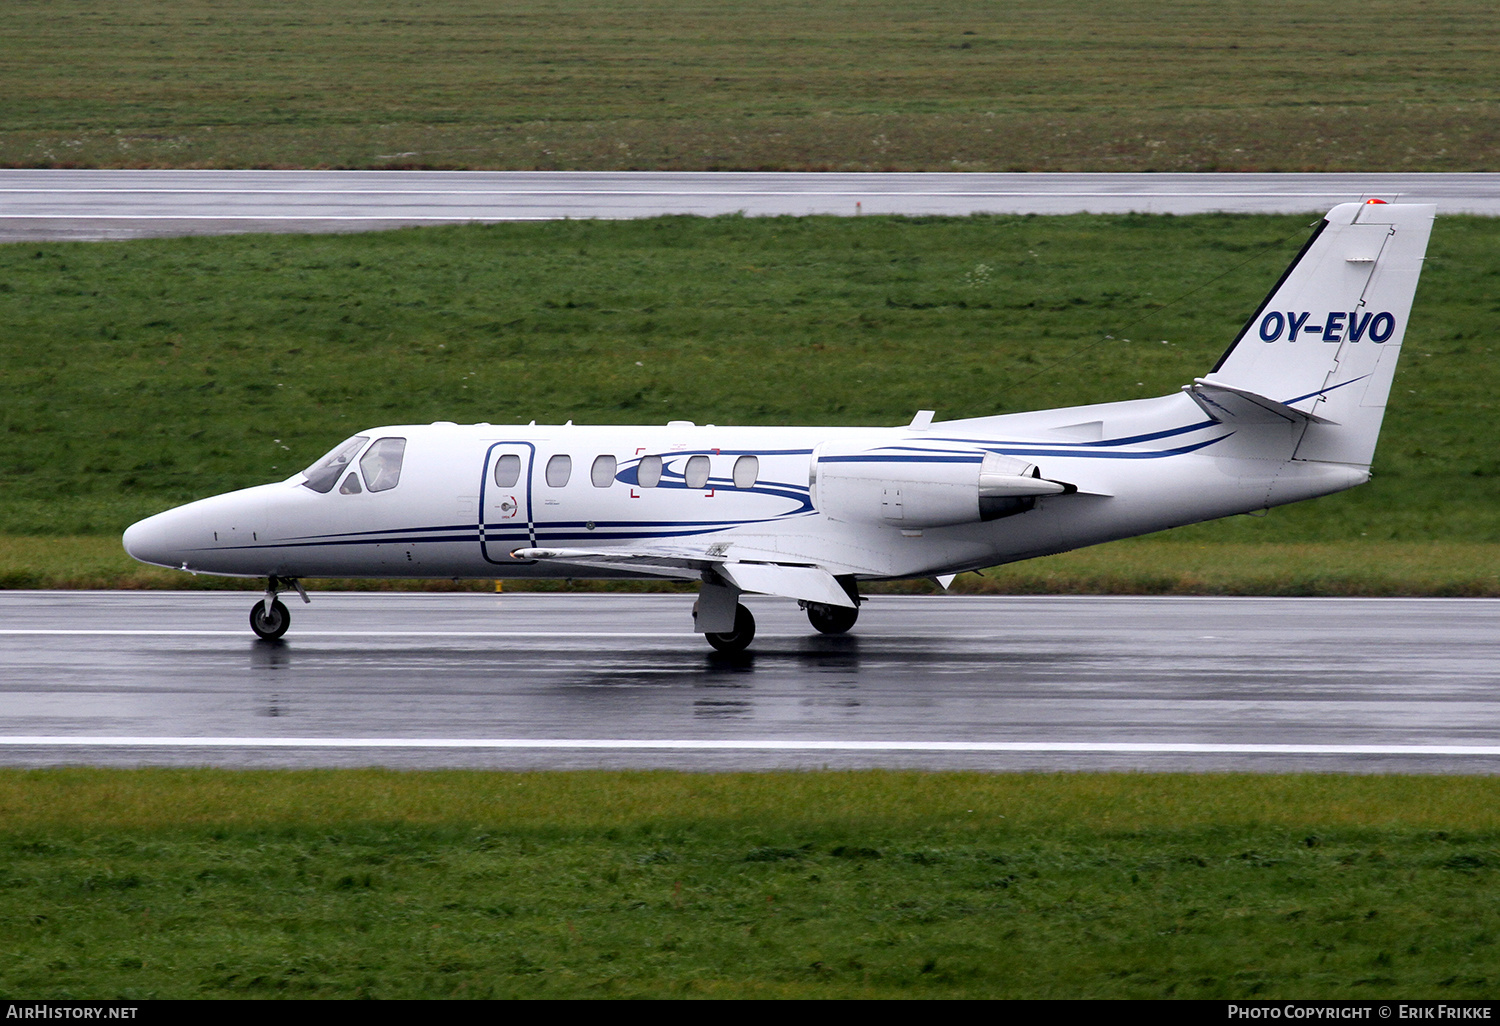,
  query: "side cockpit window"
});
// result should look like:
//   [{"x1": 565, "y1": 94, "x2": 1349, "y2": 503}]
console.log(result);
[
  {"x1": 301, "y1": 436, "x2": 369, "y2": 493},
  {"x1": 360, "y1": 437, "x2": 407, "y2": 492}
]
